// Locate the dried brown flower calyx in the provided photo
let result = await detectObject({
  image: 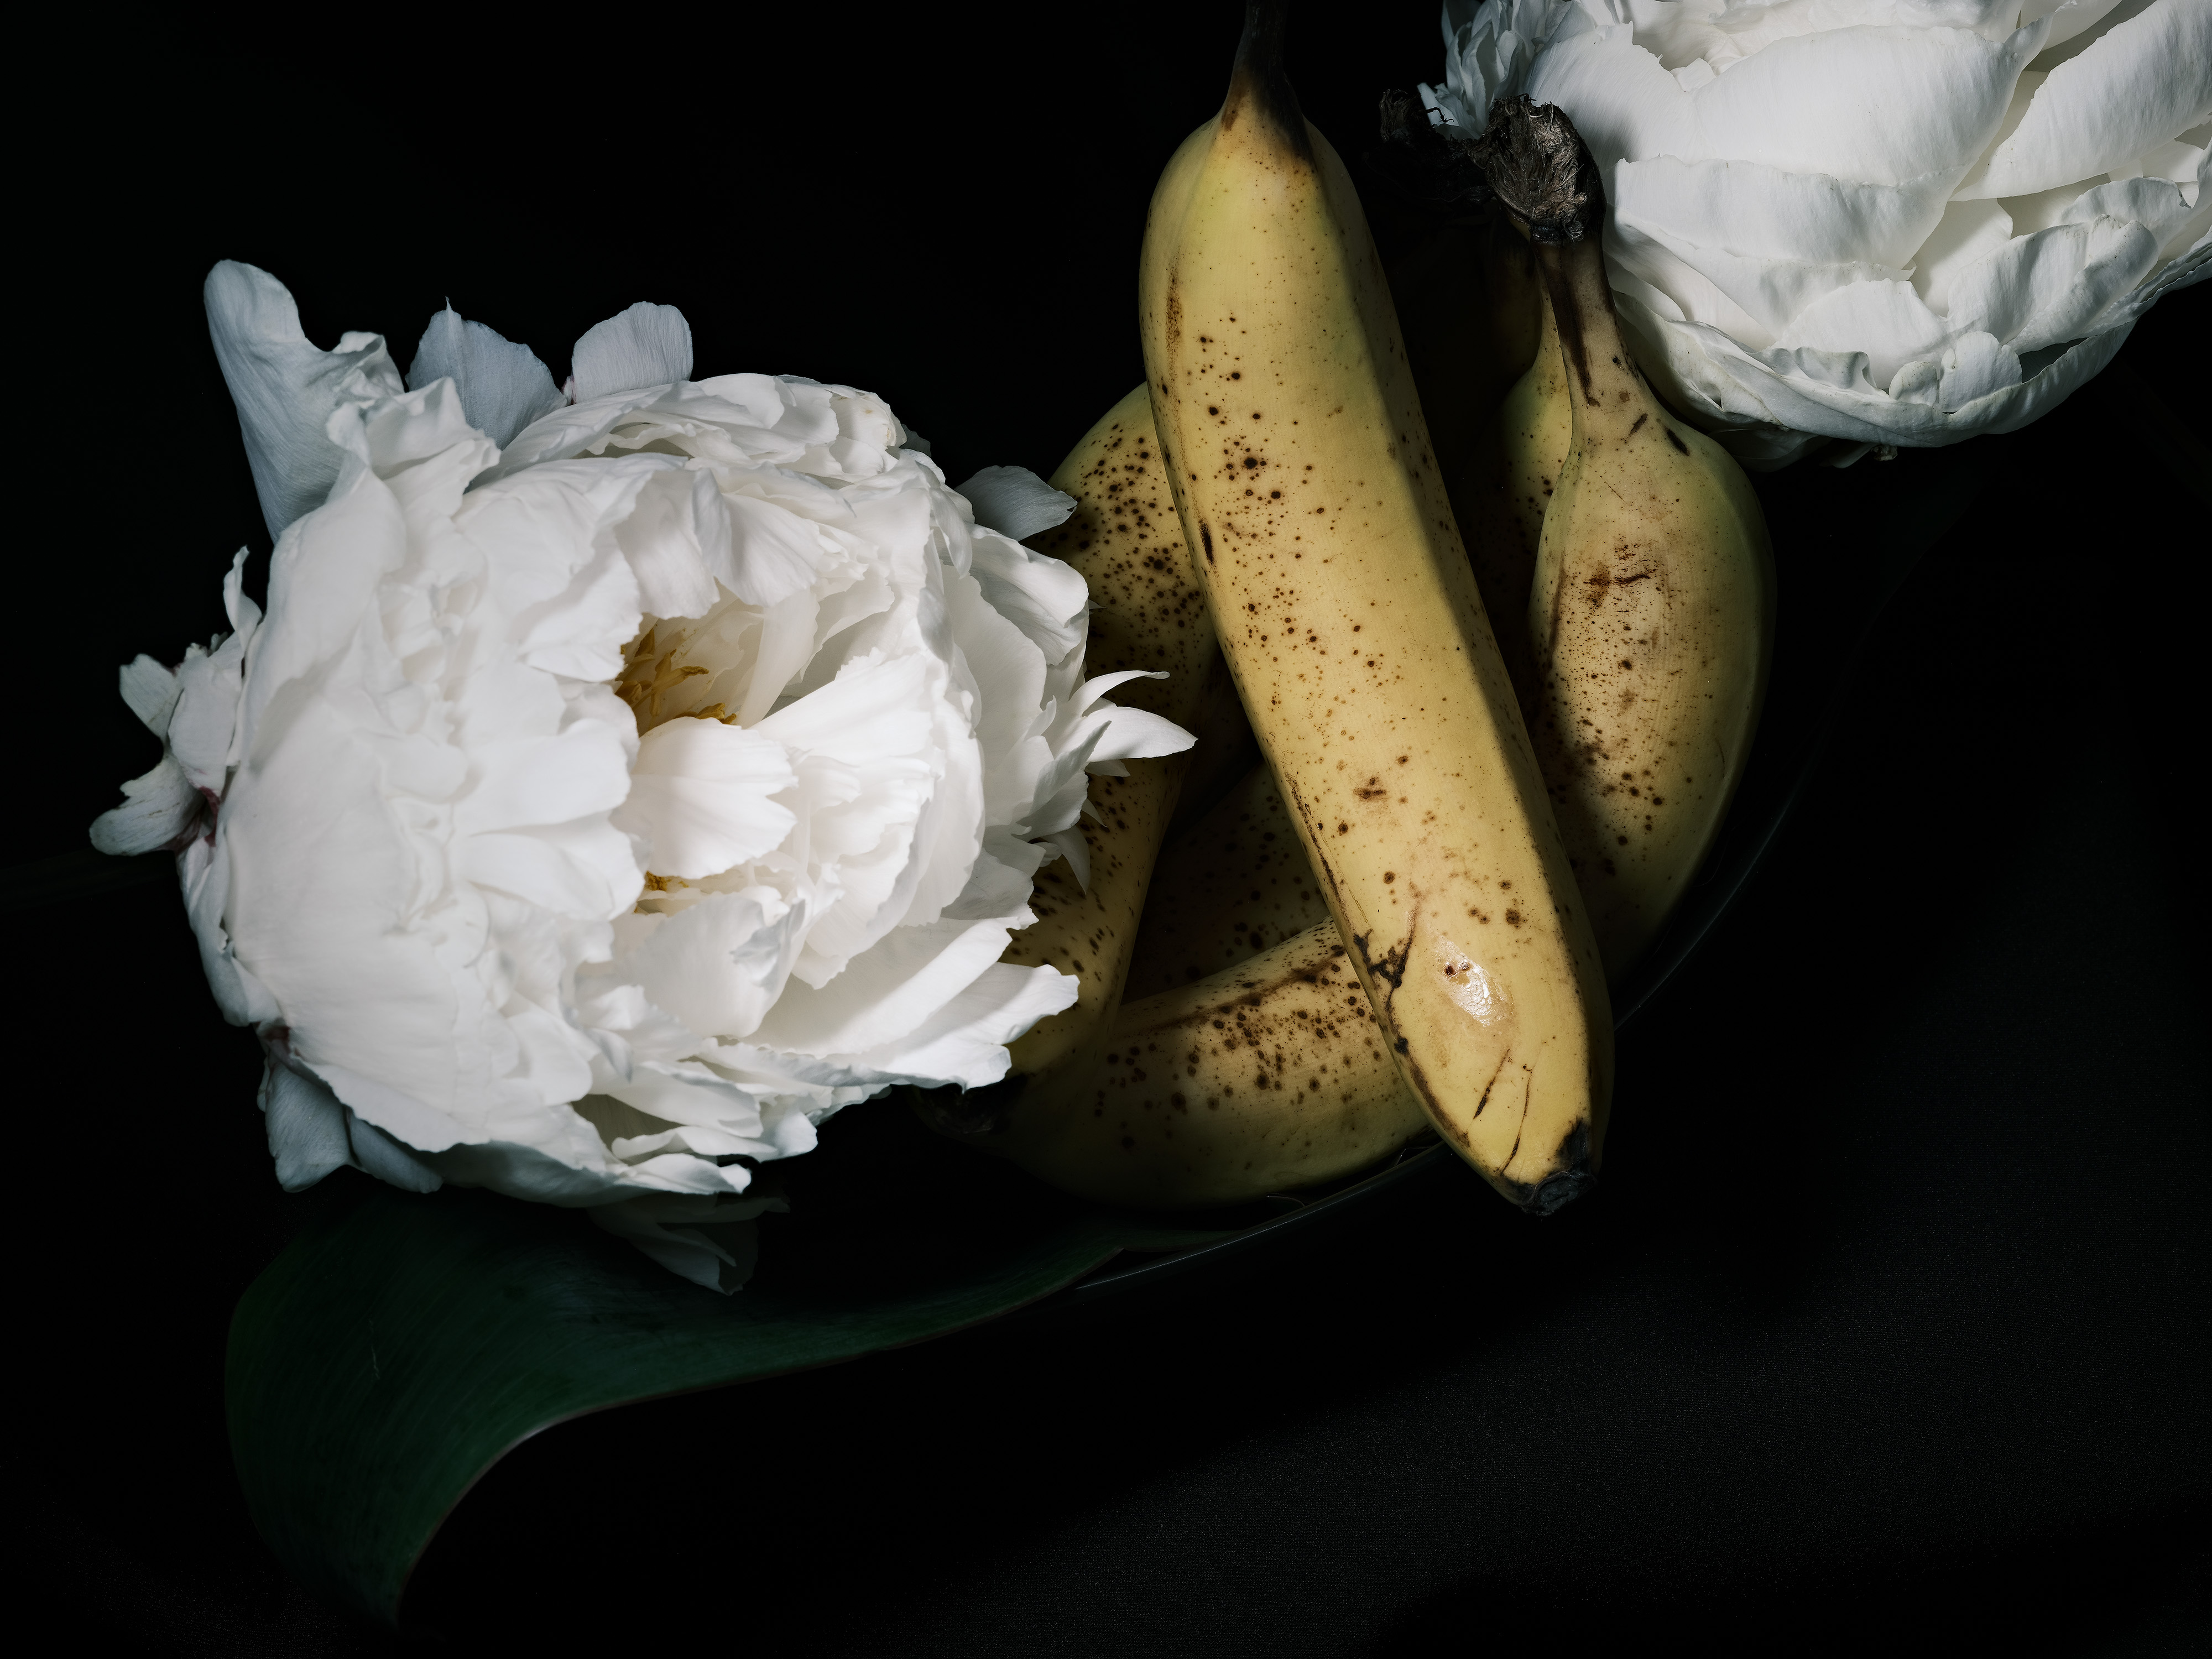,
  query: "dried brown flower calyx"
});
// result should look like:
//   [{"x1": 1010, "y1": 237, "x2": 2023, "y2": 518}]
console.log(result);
[
  {"x1": 1365, "y1": 87, "x2": 1493, "y2": 217},
  {"x1": 1470, "y1": 94, "x2": 1606, "y2": 245}
]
